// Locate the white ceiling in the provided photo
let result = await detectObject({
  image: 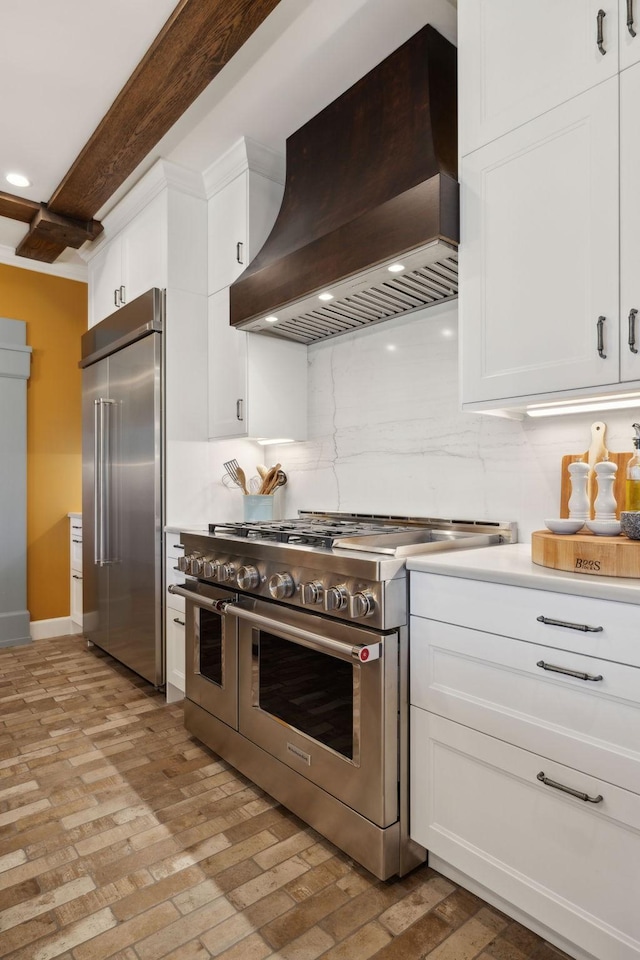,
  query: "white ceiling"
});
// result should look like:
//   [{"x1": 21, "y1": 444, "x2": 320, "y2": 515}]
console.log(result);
[{"x1": 0, "y1": 0, "x2": 456, "y2": 277}]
